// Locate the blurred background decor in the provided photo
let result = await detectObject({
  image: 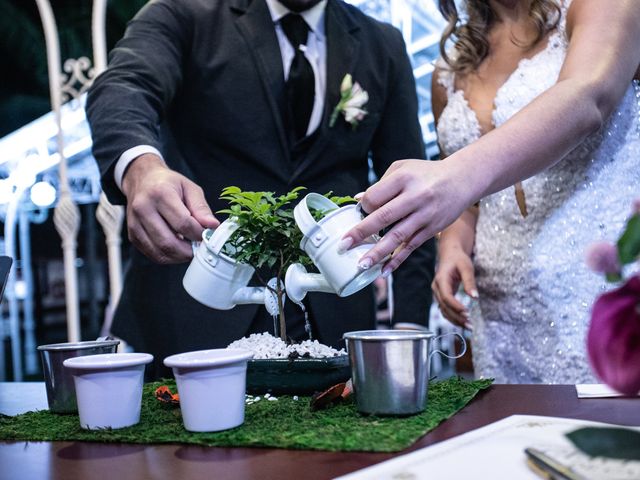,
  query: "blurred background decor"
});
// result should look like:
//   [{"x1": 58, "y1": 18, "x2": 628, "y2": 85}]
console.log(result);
[{"x1": 0, "y1": 0, "x2": 457, "y2": 382}]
